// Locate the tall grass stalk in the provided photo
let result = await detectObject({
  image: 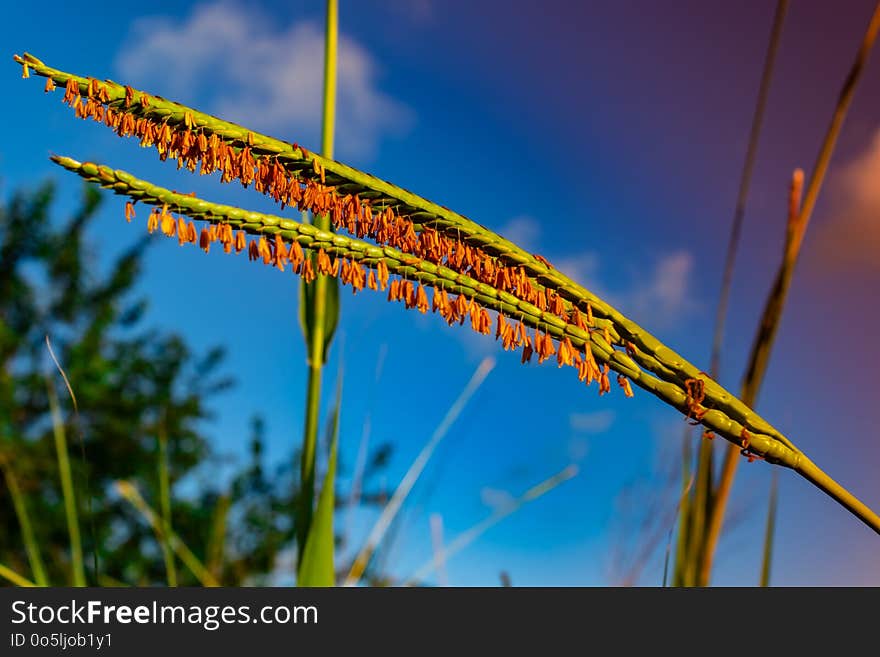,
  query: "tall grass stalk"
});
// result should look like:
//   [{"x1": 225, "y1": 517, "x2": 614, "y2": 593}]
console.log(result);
[
  {"x1": 672, "y1": 439, "x2": 692, "y2": 586},
  {"x1": 663, "y1": 474, "x2": 695, "y2": 587},
  {"x1": 115, "y1": 480, "x2": 219, "y2": 586},
  {"x1": 0, "y1": 456, "x2": 49, "y2": 585},
  {"x1": 46, "y1": 374, "x2": 85, "y2": 586},
  {"x1": 678, "y1": 0, "x2": 789, "y2": 587},
  {"x1": 298, "y1": 0, "x2": 339, "y2": 561},
  {"x1": 207, "y1": 494, "x2": 231, "y2": 581},
  {"x1": 697, "y1": 169, "x2": 802, "y2": 584},
  {"x1": 157, "y1": 421, "x2": 177, "y2": 586},
  {"x1": 698, "y1": 2, "x2": 879, "y2": 584},
  {"x1": 344, "y1": 357, "x2": 495, "y2": 586},
  {"x1": 759, "y1": 471, "x2": 779, "y2": 587},
  {"x1": 405, "y1": 465, "x2": 578, "y2": 585}
]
